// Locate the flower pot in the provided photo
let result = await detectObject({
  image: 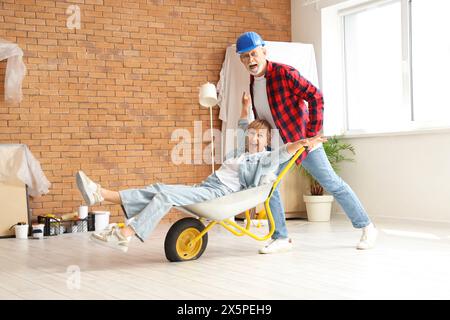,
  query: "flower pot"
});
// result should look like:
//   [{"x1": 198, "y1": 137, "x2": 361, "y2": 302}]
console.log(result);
[{"x1": 303, "y1": 195, "x2": 334, "y2": 222}]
